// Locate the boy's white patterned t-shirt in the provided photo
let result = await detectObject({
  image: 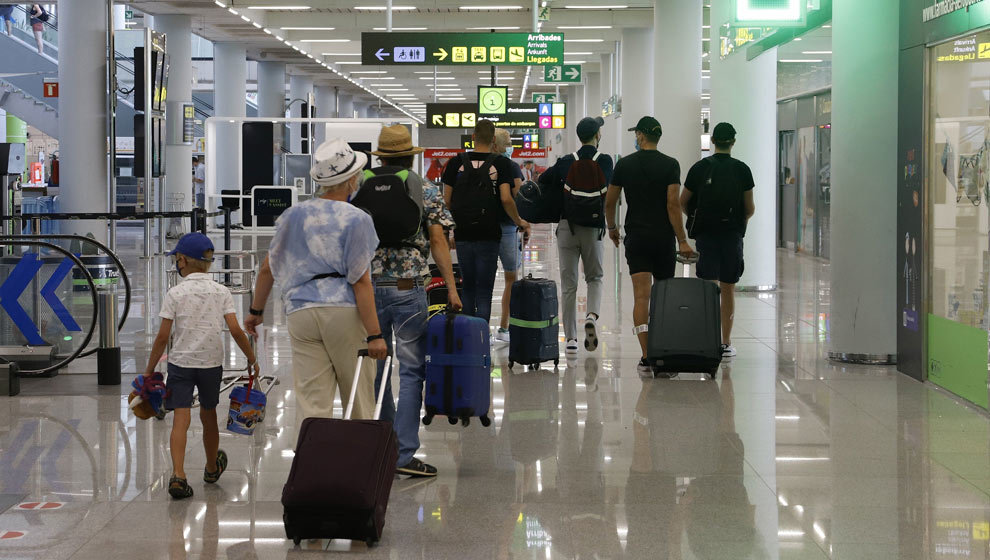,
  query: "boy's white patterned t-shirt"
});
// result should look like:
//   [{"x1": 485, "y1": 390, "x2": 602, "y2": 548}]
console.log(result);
[{"x1": 160, "y1": 273, "x2": 236, "y2": 368}]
